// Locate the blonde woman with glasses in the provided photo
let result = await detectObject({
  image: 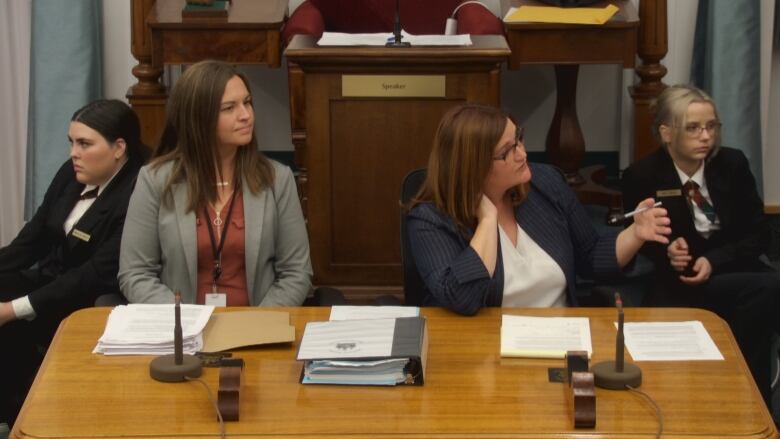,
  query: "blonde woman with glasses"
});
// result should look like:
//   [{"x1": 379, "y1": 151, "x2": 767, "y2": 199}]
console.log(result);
[{"x1": 621, "y1": 84, "x2": 780, "y2": 408}]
